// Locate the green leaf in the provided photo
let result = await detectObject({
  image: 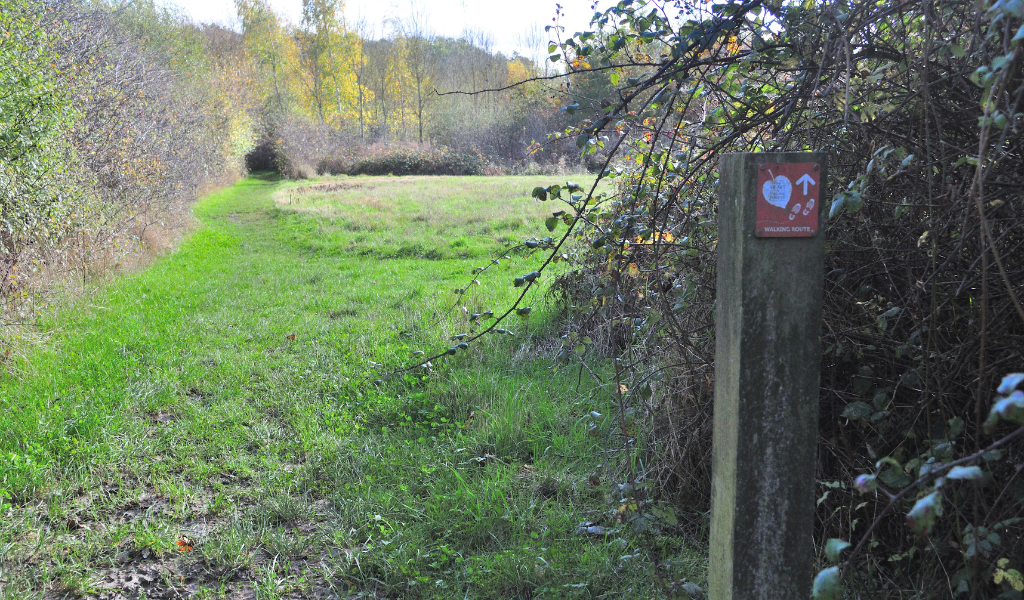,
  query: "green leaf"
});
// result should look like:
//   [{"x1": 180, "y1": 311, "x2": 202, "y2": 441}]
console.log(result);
[
  {"x1": 610, "y1": 72, "x2": 620, "y2": 85},
  {"x1": 825, "y1": 538, "x2": 851, "y2": 563},
  {"x1": 829, "y1": 196, "x2": 845, "y2": 219},
  {"x1": 812, "y1": 567, "x2": 842, "y2": 600},
  {"x1": 656, "y1": 506, "x2": 678, "y2": 526},
  {"x1": 948, "y1": 416, "x2": 966, "y2": 439},
  {"x1": 946, "y1": 466, "x2": 984, "y2": 480},
  {"x1": 990, "y1": 390, "x2": 1024, "y2": 428},
  {"x1": 982, "y1": 449, "x2": 1003, "y2": 461},
  {"x1": 997, "y1": 373, "x2": 1024, "y2": 394},
  {"x1": 677, "y1": 581, "x2": 703, "y2": 599},
  {"x1": 545, "y1": 216, "x2": 559, "y2": 231},
  {"x1": 845, "y1": 190, "x2": 864, "y2": 213},
  {"x1": 516, "y1": 307, "x2": 532, "y2": 318},
  {"x1": 906, "y1": 491, "x2": 942, "y2": 537},
  {"x1": 852, "y1": 375, "x2": 873, "y2": 396},
  {"x1": 1013, "y1": 23, "x2": 1024, "y2": 44},
  {"x1": 879, "y1": 467, "x2": 913, "y2": 489},
  {"x1": 531, "y1": 186, "x2": 548, "y2": 201},
  {"x1": 988, "y1": 0, "x2": 1024, "y2": 19},
  {"x1": 841, "y1": 401, "x2": 872, "y2": 421},
  {"x1": 879, "y1": 307, "x2": 900, "y2": 319},
  {"x1": 854, "y1": 474, "x2": 878, "y2": 494},
  {"x1": 991, "y1": 53, "x2": 1014, "y2": 71}
]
